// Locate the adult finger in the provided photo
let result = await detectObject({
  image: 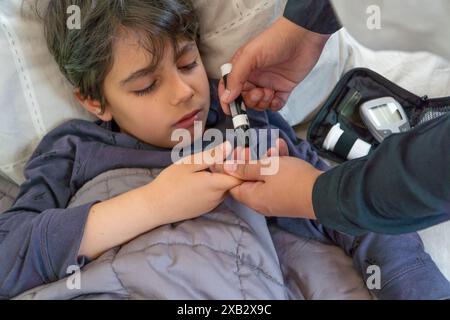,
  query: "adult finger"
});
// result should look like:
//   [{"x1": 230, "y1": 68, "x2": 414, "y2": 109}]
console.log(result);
[
  {"x1": 218, "y1": 79, "x2": 231, "y2": 115},
  {"x1": 228, "y1": 181, "x2": 267, "y2": 213},
  {"x1": 220, "y1": 48, "x2": 256, "y2": 105},
  {"x1": 223, "y1": 161, "x2": 265, "y2": 182}
]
